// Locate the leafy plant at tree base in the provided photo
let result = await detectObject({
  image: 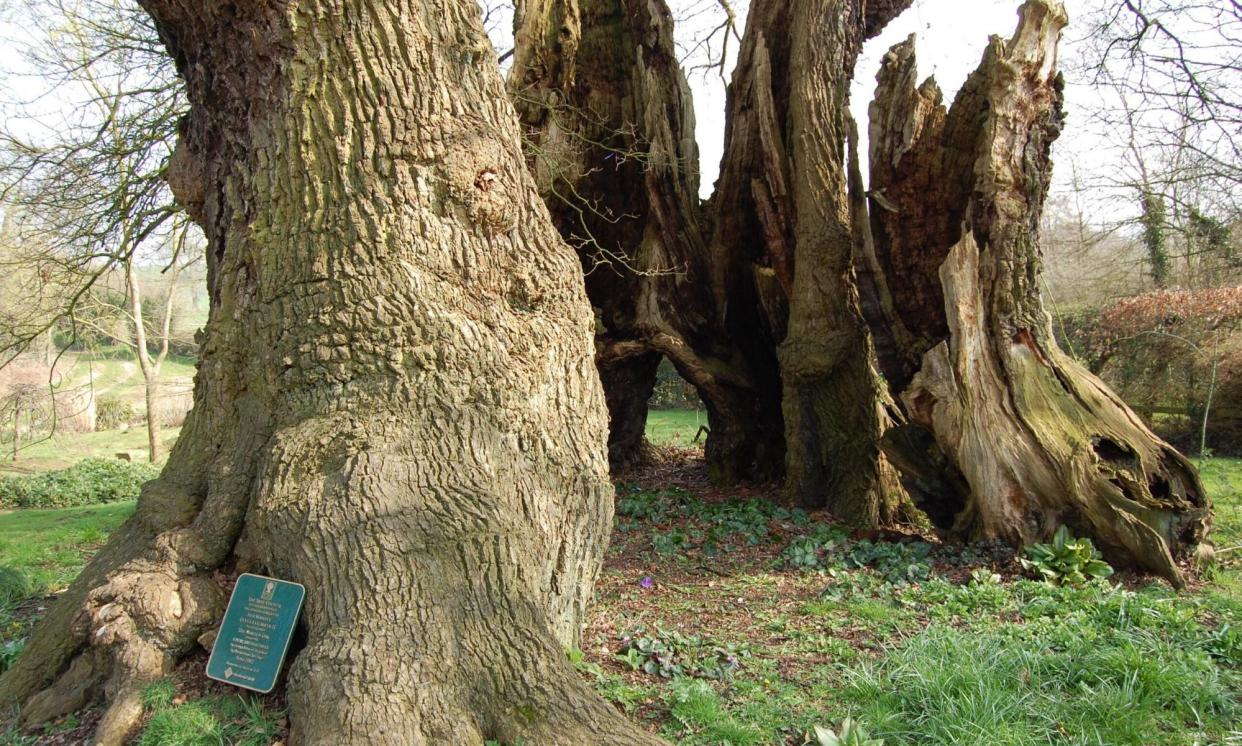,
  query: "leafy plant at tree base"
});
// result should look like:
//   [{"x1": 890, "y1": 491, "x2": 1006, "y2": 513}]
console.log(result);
[
  {"x1": 615, "y1": 487, "x2": 672, "y2": 522},
  {"x1": 783, "y1": 536, "x2": 824, "y2": 570},
  {"x1": 812, "y1": 718, "x2": 883, "y2": 746},
  {"x1": 617, "y1": 627, "x2": 745, "y2": 680},
  {"x1": 1020, "y1": 526, "x2": 1114, "y2": 586},
  {"x1": 566, "y1": 647, "x2": 605, "y2": 681},
  {"x1": 779, "y1": 525, "x2": 849, "y2": 571},
  {"x1": 842, "y1": 540, "x2": 932, "y2": 585},
  {"x1": 618, "y1": 631, "x2": 682, "y2": 678},
  {"x1": 652, "y1": 528, "x2": 696, "y2": 556},
  {"x1": 969, "y1": 567, "x2": 1002, "y2": 585},
  {"x1": 0, "y1": 638, "x2": 24, "y2": 674}
]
